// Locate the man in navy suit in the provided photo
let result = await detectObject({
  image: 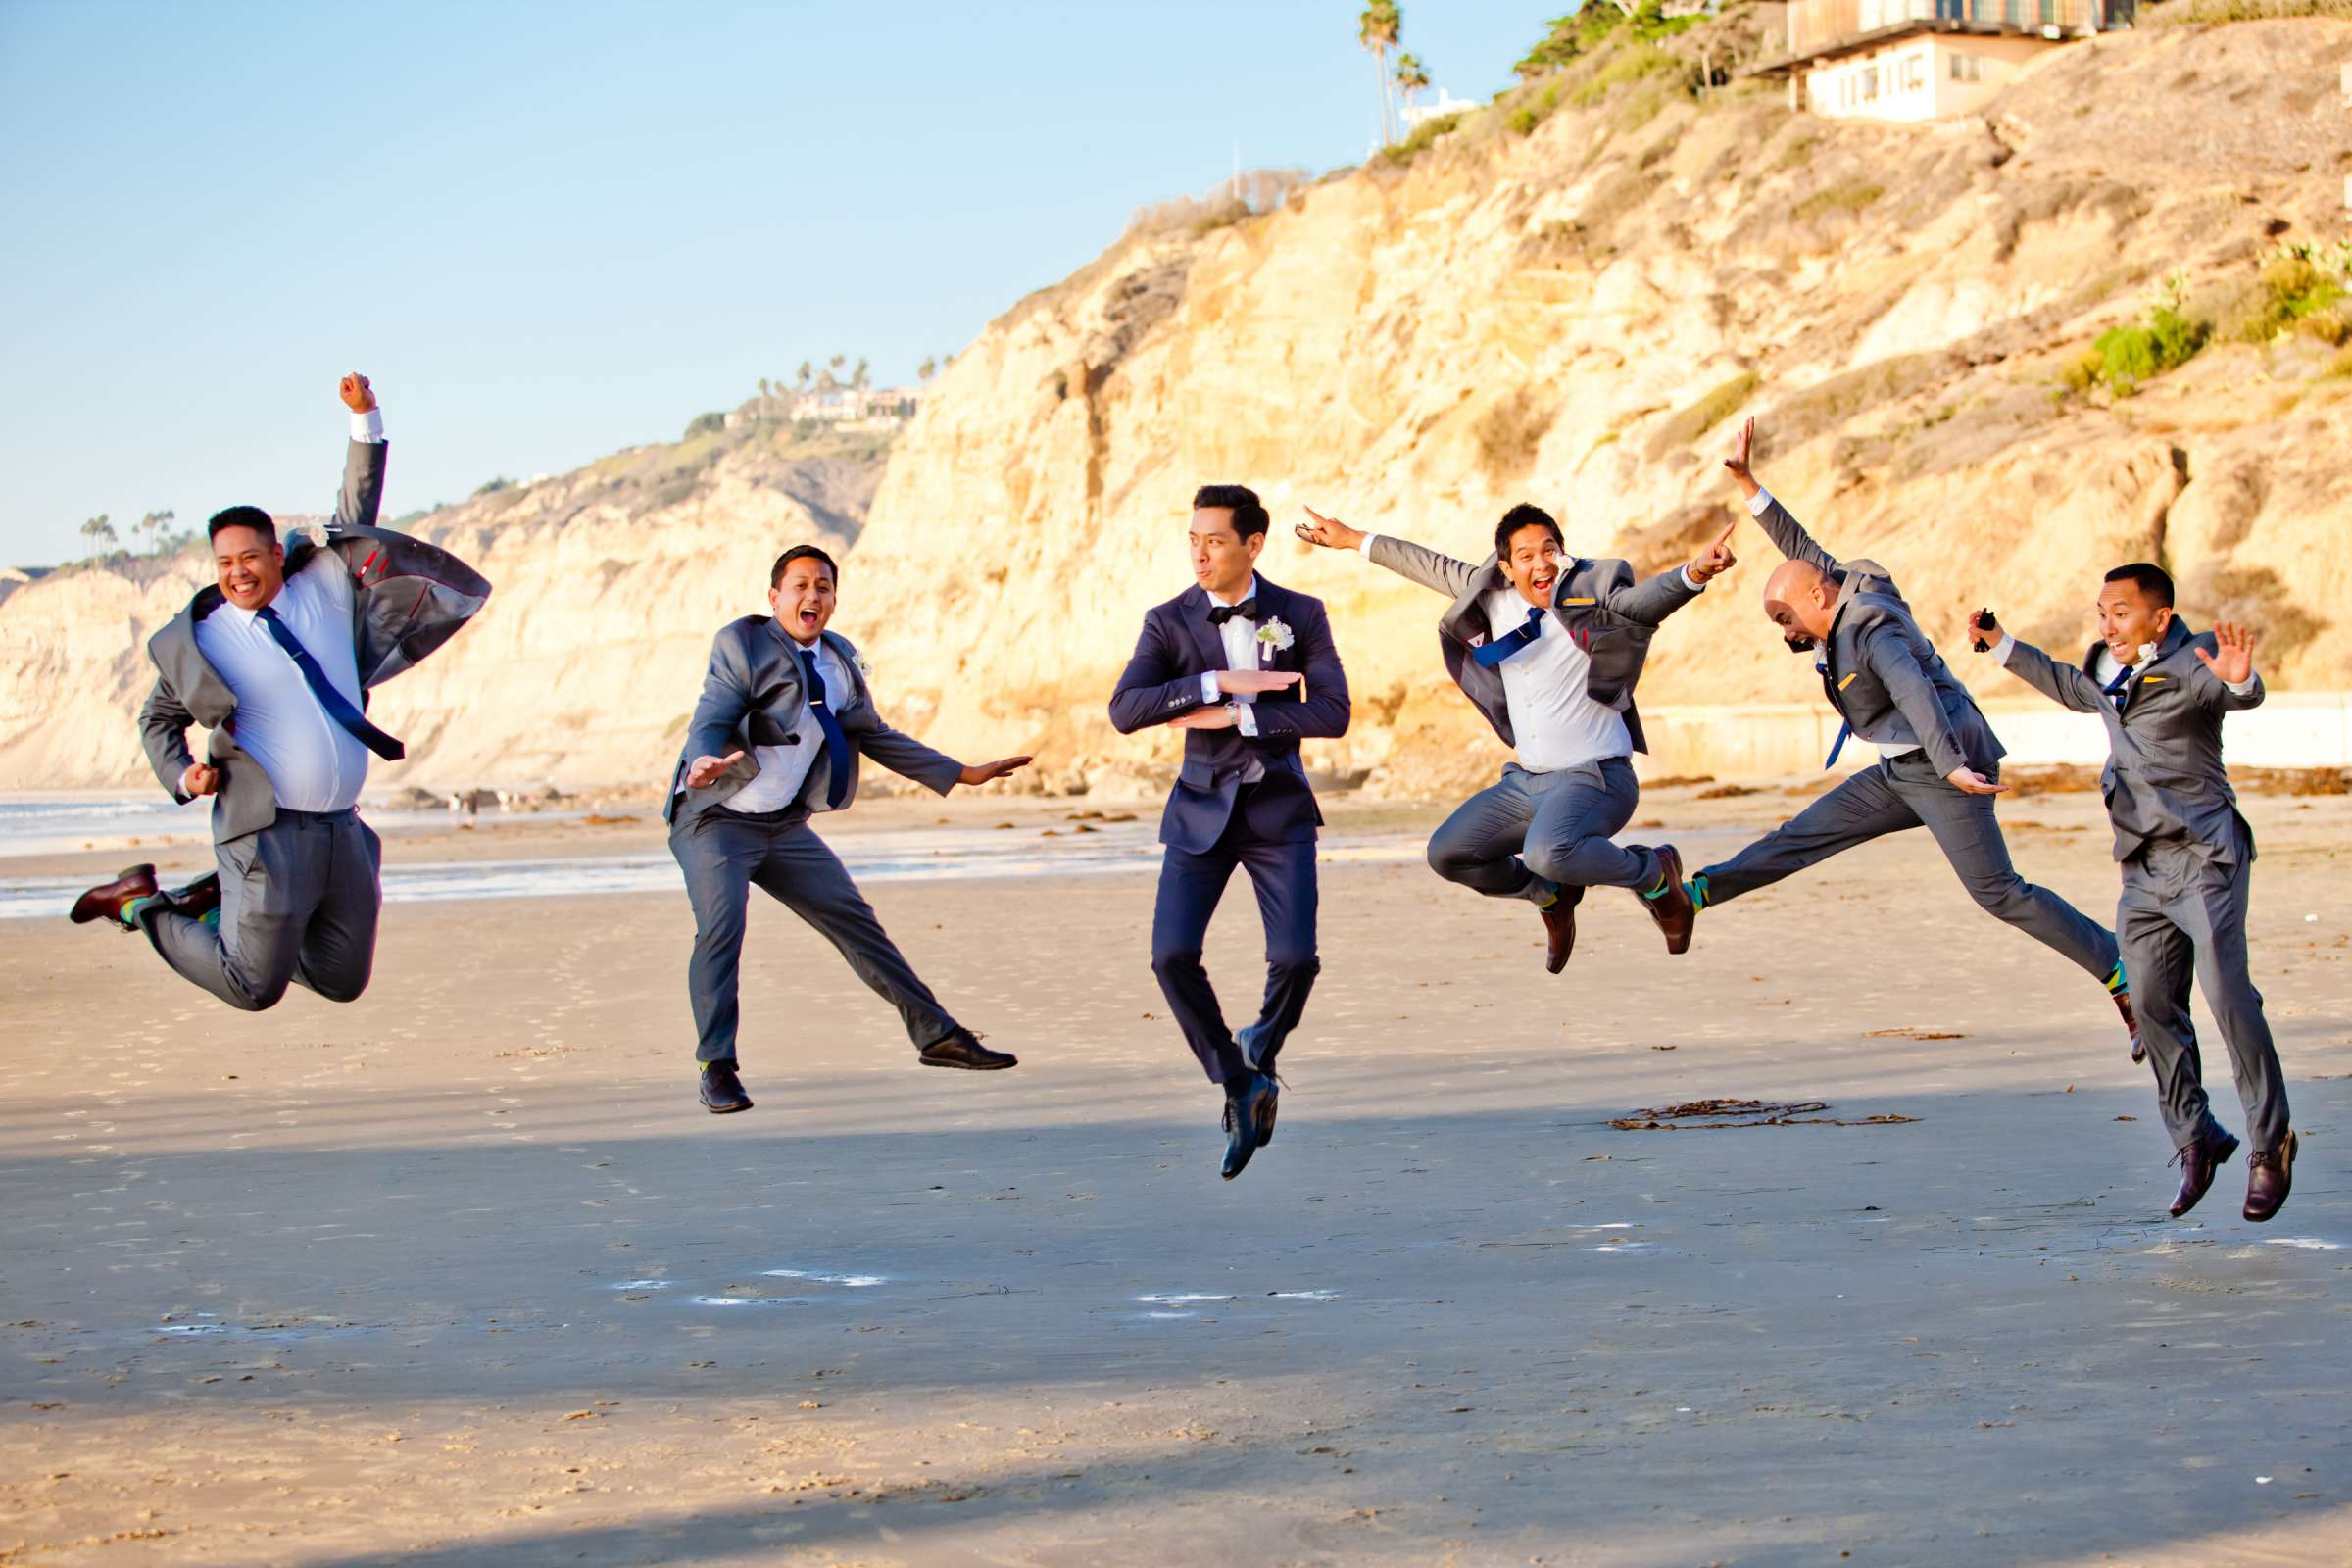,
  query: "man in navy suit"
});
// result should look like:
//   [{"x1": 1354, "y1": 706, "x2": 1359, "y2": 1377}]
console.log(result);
[{"x1": 1109, "y1": 484, "x2": 1351, "y2": 1180}]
